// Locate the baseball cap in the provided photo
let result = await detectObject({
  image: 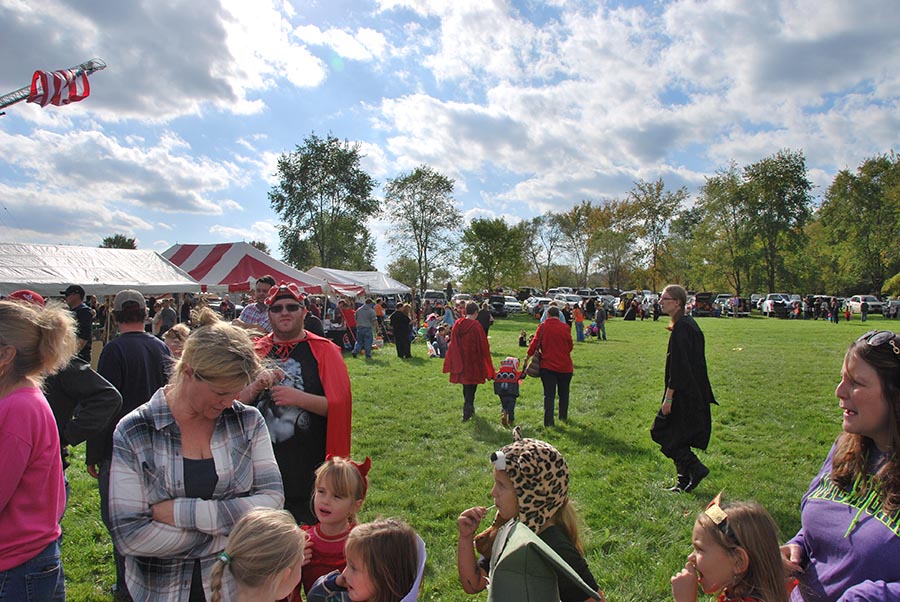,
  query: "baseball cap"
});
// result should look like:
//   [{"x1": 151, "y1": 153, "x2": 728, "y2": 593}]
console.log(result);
[
  {"x1": 8, "y1": 289, "x2": 46, "y2": 307},
  {"x1": 60, "y1": 284, "x2": 85, "y2": 298},
  {"x1": 113, "y1": 289, "x2": 146, "y2": 311}
]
